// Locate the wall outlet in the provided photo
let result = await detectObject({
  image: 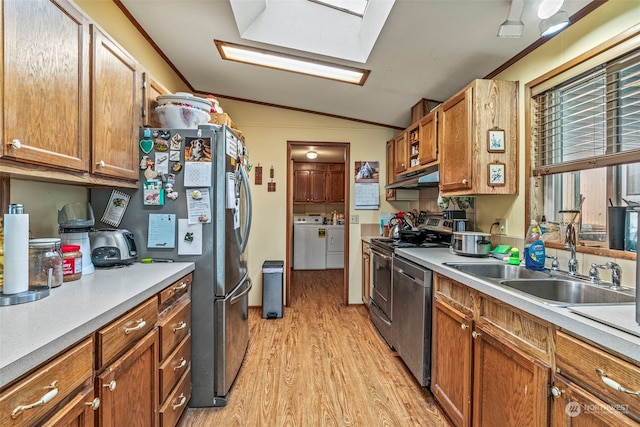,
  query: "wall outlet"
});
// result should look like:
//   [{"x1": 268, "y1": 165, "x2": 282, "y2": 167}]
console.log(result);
[
  {"x1": 350, "y1": 214, "x2": 359, "y2": 224},
  {"x1": 495, "y1": 218, "x2": 507, "y2": 235}
]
